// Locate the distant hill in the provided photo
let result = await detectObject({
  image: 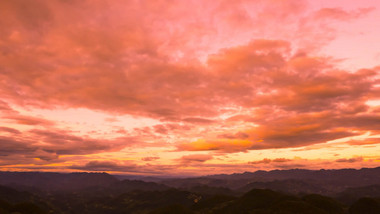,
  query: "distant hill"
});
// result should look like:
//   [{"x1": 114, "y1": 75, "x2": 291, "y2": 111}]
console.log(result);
[
  {"x1": 86, "y1": 179, "x2": 170, "y2": 197},
  {"x1": 1, "y1": 167, "x2": 380, "y2": 196},
  {"x1": 0, "y1": 167, "x2": 379, "y2": 204},
  {"x1": 0, "y1": 185, "x2": 53, "y2": 214},
  {"x1": 161, "y1": 177, "x2": 231, "y2": 189},
  {"x1": 113, "y1": 174, "x2": 167, "y2": 183},
  {"x1": 0, "y1": 171, "x2": 118, "y2": 192},
  {"x1": 210, "y1": 189, "x2": 346, "y2": 214},
  {"x1": 237, "y1": 179, "x2": 326, "y2": 195},
  {"x1": 336, "y1": 185, "x2": 380, "y2": 204},
  {"x1": 0, "y1": 169, "x2": 380, "y2": 214},
  {"x1": 162, "y1": 167, "x2": 380, "y2": 195},
  {"x1": 180, "y1": 185, "x2": 236, "y2": 196},
  {"x1": 0, "y1": 185, "x2": 33, "y2": 203},
  {"x1": 206, "y1": 167, "x2": 380, "y2": 185}
]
